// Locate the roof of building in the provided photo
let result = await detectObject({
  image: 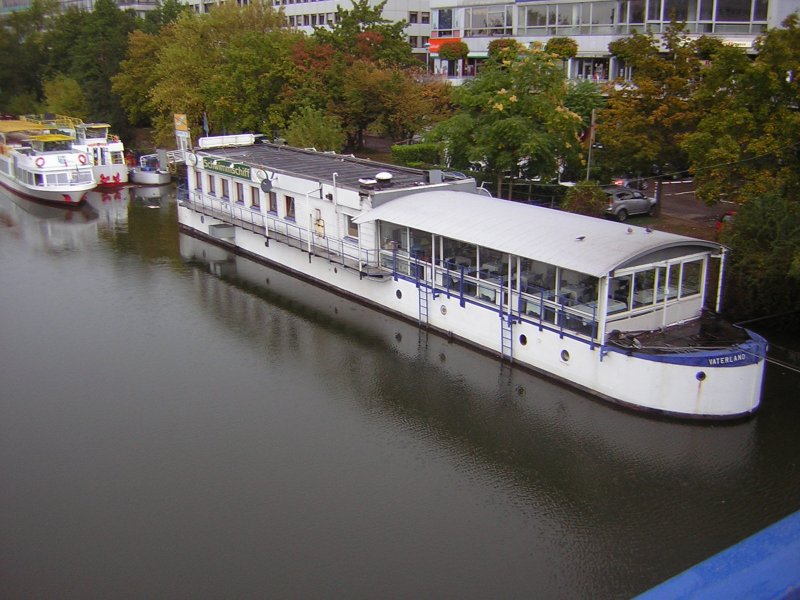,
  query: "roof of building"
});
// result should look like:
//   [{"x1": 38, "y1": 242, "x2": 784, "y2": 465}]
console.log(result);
[
  {"x1": 195, "y1": 141, "x2": 434, "y2": 191},
  {"x1": 354, "y1": 191, "x2": 719, "y2": 278}
]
